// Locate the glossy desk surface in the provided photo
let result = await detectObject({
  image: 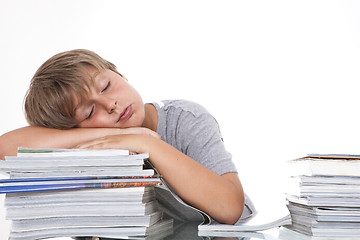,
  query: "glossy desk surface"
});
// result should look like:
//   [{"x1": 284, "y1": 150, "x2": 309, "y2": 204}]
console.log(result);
[{"x1": 70, "y1": 223, "x2": 309, "y2": 240}]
